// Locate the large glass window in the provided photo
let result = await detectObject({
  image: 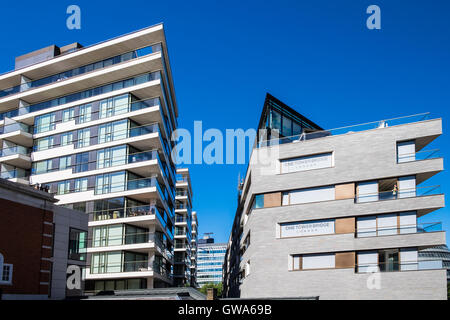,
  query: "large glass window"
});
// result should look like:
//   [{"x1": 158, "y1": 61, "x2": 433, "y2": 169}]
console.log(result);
[
  {"x1": 68, "y1": 228, "x2": 87, "y2": 261},
  {"x1": 61, "y1": 132, "x2": 74, "y2": 146},
  {"x1": 78, "y1": 104, "x2": 92, "y2": 123},
  {"x1": 36, "y1": 136, "x2": 54, "y2": 151},
  {"x1": 62, "y1": 107, "x2": 75, "y2": 122},
  {"x1": 77, "y1": 128, "x2": 90, "y2": 148},
  {"x1": 35, "y1": 113, "x2": 56, "y2": 133},
  {"x1": 95, "y1": 171, "x2": 126, "y2": 194},
  {"x1": 74, "y1": 177, "x2": 88, "y2": 192},
  {"x1": 33, "y1": 159, "x2": 53, "y2": 174},
  {"x1": 97, "y1": 145, "x2": 127, "y2": 169},
  {"x1": 74, "y1": 152, "x2": 89, "y2": 173},
  {"x1": 99, "y1": 94, "x2": 129, "y2": 119},
  {"x1": 59, "y1": 156, "x2": 72, "y2": 171}
]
